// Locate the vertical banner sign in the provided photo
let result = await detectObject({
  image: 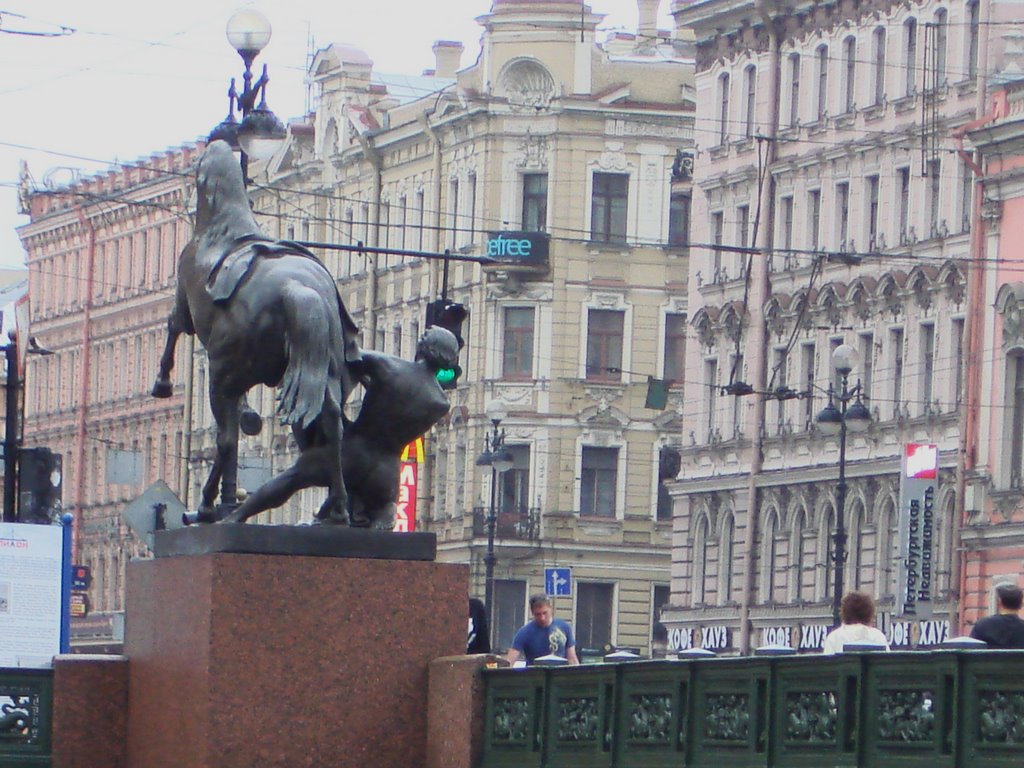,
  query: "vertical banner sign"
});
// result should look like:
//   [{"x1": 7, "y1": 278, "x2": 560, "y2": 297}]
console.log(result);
[
  {"x1": 0, "y1": 522, "x2": 65, "y2": 667},
  {"x1": 395, "y1": 438, "x2": 425, "y2": 533},
  {"x1": 897, "y1": 443, "x2": 938, "y2": 618}
]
